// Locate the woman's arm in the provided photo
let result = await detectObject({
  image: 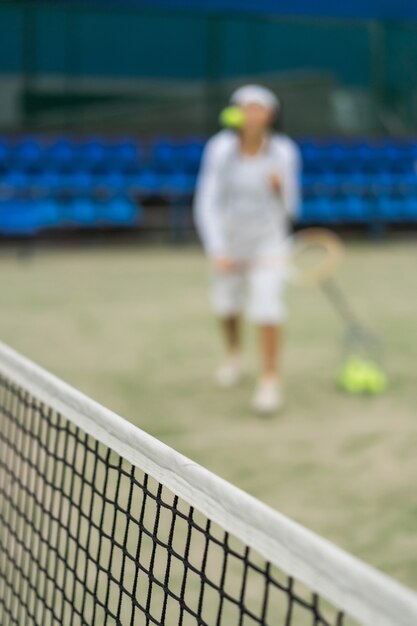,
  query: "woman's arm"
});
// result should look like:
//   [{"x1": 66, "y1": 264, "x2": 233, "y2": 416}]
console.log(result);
[{"x1": 193, "y1": 136, "x2": 227, "y2": 257}]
